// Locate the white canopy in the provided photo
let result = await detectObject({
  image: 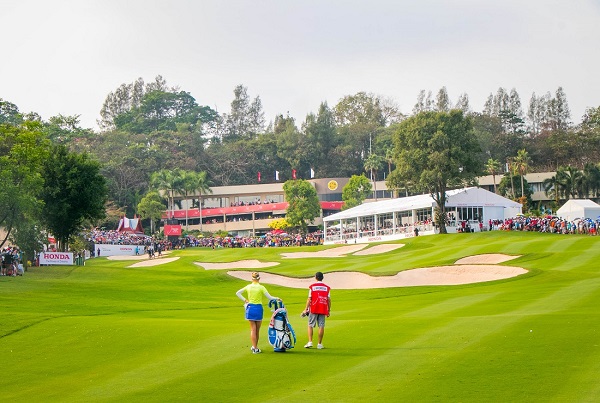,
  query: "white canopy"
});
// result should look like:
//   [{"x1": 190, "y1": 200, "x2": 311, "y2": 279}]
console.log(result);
[
  {"x1": 556, "y1": 199, "x2": 600, "y2": 221},
  {"x1": 324, "y1": 187, "x2": 521, "y2": 222}
]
